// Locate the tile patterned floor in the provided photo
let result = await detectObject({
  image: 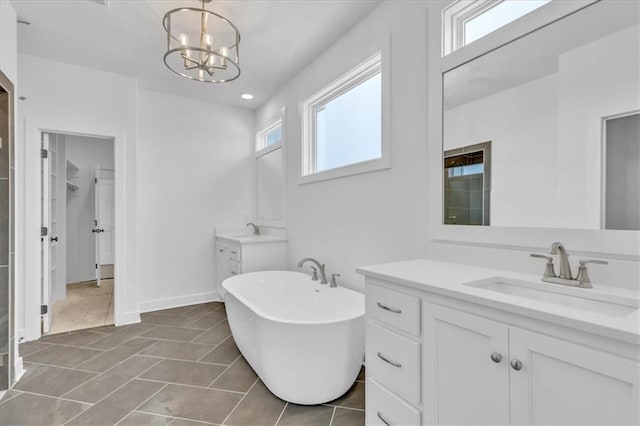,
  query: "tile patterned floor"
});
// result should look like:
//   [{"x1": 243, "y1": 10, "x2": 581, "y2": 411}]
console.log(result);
[{"x1": 1, "y1": 302, "x2": 365, "y2": 426}]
